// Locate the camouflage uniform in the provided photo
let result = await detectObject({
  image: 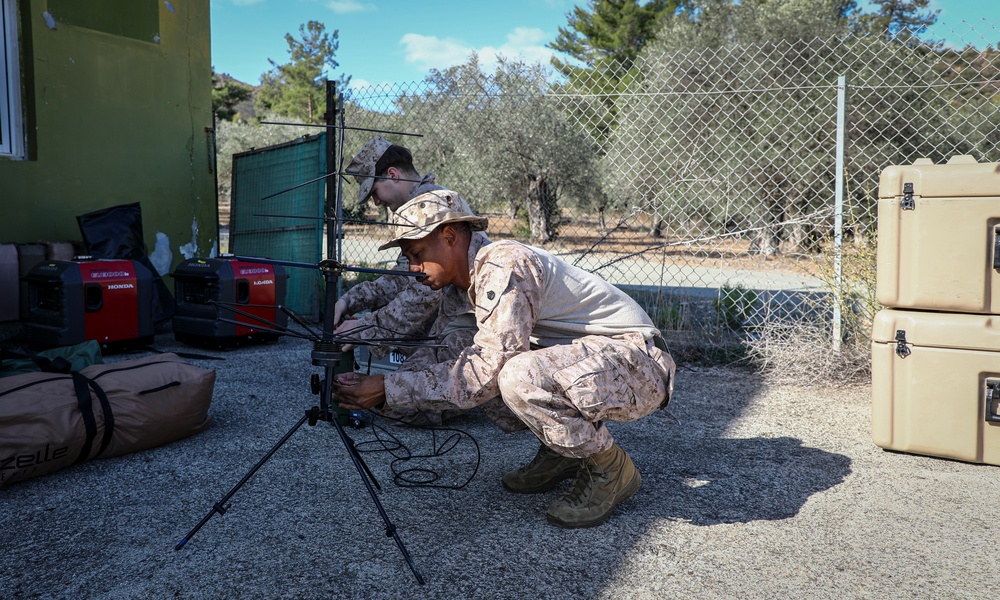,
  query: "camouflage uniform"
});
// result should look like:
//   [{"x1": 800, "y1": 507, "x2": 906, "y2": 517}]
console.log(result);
[
  {"x1": 338, "y1": 174, "x2": 446, "y2": 357},
  {"x1": 390, "y1": 231, "x2": 525, "y2": 432},
  {"x1": 383, "y1": 239, "x2": 676, "y2": 454},
  {"x1": 339, "y1": 160, "x2": 509, "y2": 425}
]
